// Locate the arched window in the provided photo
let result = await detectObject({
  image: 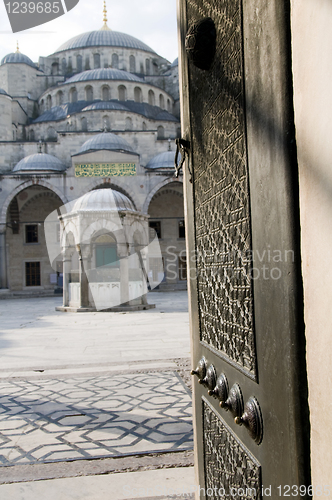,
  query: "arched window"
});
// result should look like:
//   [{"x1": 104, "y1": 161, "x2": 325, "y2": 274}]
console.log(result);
[
  {"x1": 148, "y1": 89, "x2": 155, "y2": 106},
  {"x1": 118, "y1": 85, "x2": 127, "y2": 101},
  {"x1": 47, "y1": 94, "x2": 52, "y2": 110},
  {"x1": 29, "y1": 129, "x2": 35, "y2": 141},
  {"x1": 125, "y1": 117, "x2": 133, "y2": 130},
  {"x1": 85, "y1": 56, "x2": 90, "y2": 71},
  {"x1": 81, "y1": 117, "x2": 87, "y2": 131},
  {"x1": 112, "y1": 53, "x2": 119, "y2": 68},
  {"x1": 51, "y1": 62, "x2": 59, "y2": 75},
  {"x1": 145, "y1": 59, "x2": 151, "y2": 75},
  {"x1": 76, "y1": 55, "x2": 82, "y2": 73},
  {"x1": 40, "y1": 99, "x2": 44, "y2": 113},
  {"x1": 69, "y1": 87, "x2": 77, "y2": 103},
  {"x1": 61, "y1": 58, "x2": 66, "y2": 74},
  {"x1": 134, "y1": 87, "x2": 142, "y2": 103},
  {"x1": 103, "y1": 115, "x2": 110, "y2": 131},
  {"x1": 157, "y1": 125, "x2": 165, "y2": 139},
  {"x1": 85, "y1": 85, "x2": 93, "y2": 101},
  {"x1": 47, "y1": 127, "x2": 57, "y2": 140},
  {"x1": 167, "y1": 99, "x2": 172, "y2": 113},
  {"x1": 129, "y1": 55, "x2": 136, "y2": 73},
  {"x1": 93, "y1": 53, "x2": 101, "y2": 69},
  {"x1": 95, "y1": 234, "x2": 118, "y2": 268},
  {"x1": 142, "y1": 122, "x2": 147, "y2": 131},
  {"x1": 56, "y1": 90, "x2": 63, "y2": 106},
  {"x1": 102, "y1": 85, "x2": 110, "y2": 101},
  {"x1": 176, "y1": 127, "x2": 181, "y2": 138},
  {"x1": 159, "y1": 94, "x2": 165, "y2": 109}
]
